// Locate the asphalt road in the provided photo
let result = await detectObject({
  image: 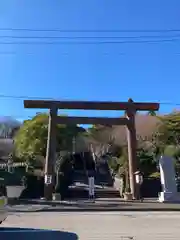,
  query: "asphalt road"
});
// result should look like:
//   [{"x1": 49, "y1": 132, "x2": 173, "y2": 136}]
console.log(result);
[{"x1": 1, "y1": 211, "x2": 180, "y2": 239}]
